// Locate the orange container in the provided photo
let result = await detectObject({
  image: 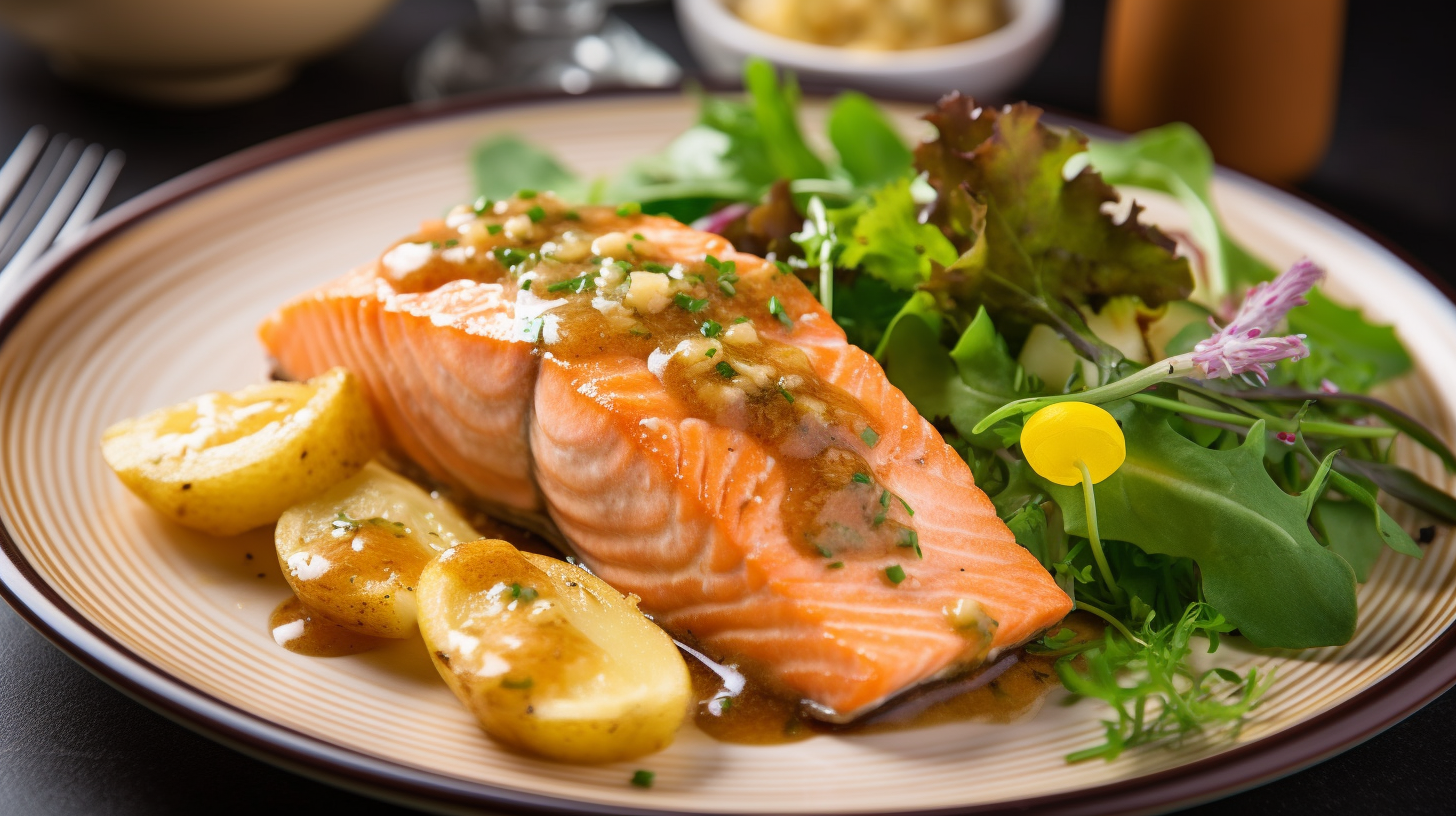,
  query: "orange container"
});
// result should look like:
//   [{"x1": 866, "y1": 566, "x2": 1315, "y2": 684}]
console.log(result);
[{"x1": 1102, "y1": 0, "x2": 1346, "y2": 183}]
